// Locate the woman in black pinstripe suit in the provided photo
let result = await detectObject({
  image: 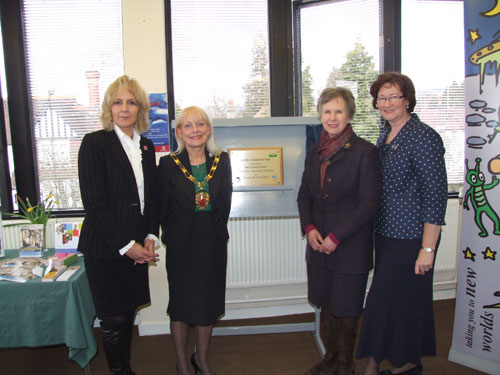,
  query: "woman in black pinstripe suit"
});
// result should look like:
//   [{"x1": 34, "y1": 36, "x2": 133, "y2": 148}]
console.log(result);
[{"x1": 78, "y1": 75, "x2": 159, "y2": 375}]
